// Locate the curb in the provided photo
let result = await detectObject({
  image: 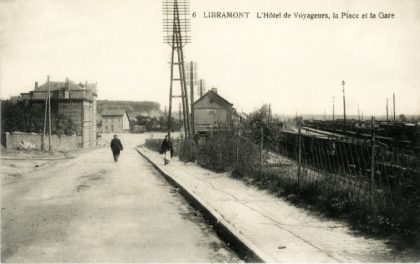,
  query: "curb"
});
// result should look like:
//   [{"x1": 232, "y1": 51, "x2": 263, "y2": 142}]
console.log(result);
[{"x1": 136, "y1": 147, "x2": 271, "y2": 263}]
